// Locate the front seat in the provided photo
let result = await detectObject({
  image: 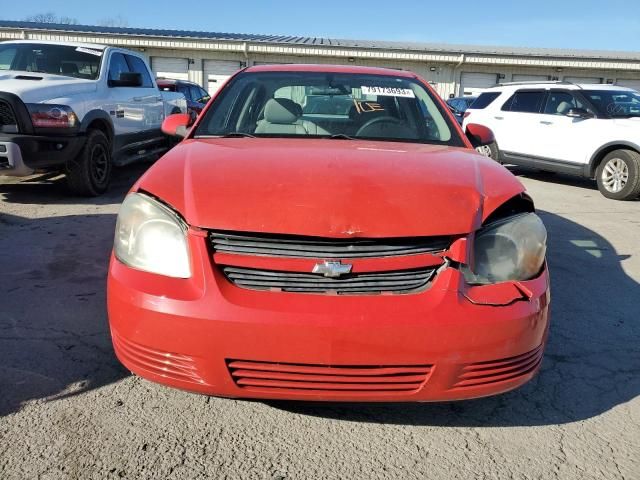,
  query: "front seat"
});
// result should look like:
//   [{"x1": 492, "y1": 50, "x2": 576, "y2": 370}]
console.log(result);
[
  {"x1": 556, "y1": 101, "x2": 573, "y2": 115},
  {"x1": 61, "y1": 63, "x2": 80, "y2": 77},
  {"x1": 255, "y1": 98, "x2": 308, "y2": 135}
]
